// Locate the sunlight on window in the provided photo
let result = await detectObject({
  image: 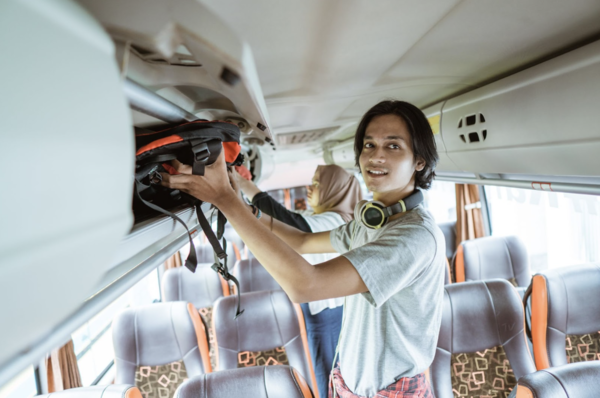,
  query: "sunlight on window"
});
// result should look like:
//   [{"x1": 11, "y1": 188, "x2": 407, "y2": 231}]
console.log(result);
[
  {"x1": 485, "y1": 186, "x2": 600, "y2": 273},
  {"x1": 425, "y1": 180, "x2": 457, "y2": 224},
  {"x1": 72, "y1": 268, "x2": 161, "y2": 386},
  {"x1": 0, "y1": 366, "x2": 36, "y2": 398}
]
